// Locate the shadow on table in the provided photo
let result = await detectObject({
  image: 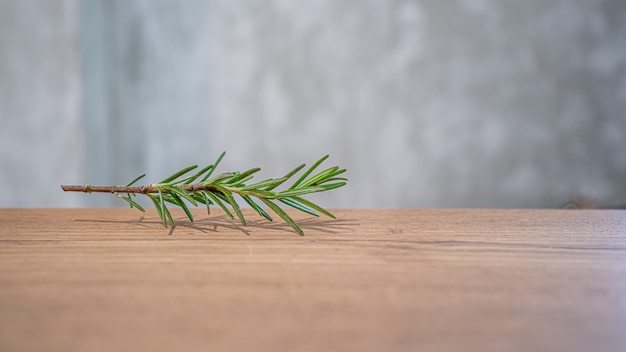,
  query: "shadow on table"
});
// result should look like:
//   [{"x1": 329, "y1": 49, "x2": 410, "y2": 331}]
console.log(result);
[{"x1": 76, "y1": 214, "x2": 357, "y2": 236}]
